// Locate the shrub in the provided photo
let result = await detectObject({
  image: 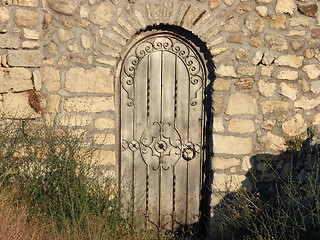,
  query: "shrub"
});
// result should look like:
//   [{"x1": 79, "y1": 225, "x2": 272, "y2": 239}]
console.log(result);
[{"x1": 0, "y1": 119, "x2": 152, "y2": 240}]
